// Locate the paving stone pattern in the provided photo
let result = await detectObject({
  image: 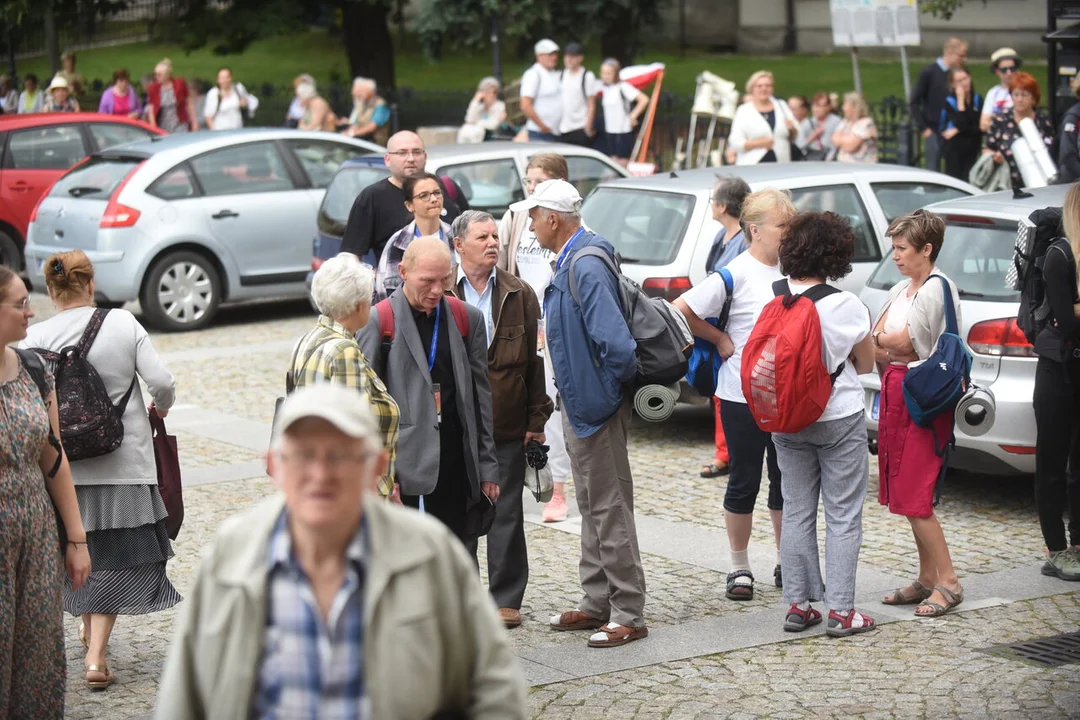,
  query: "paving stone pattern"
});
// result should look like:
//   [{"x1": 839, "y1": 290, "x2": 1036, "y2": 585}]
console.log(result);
[{"x1": 36, "y1": 296, "x2": 1077, "y2": 720}]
